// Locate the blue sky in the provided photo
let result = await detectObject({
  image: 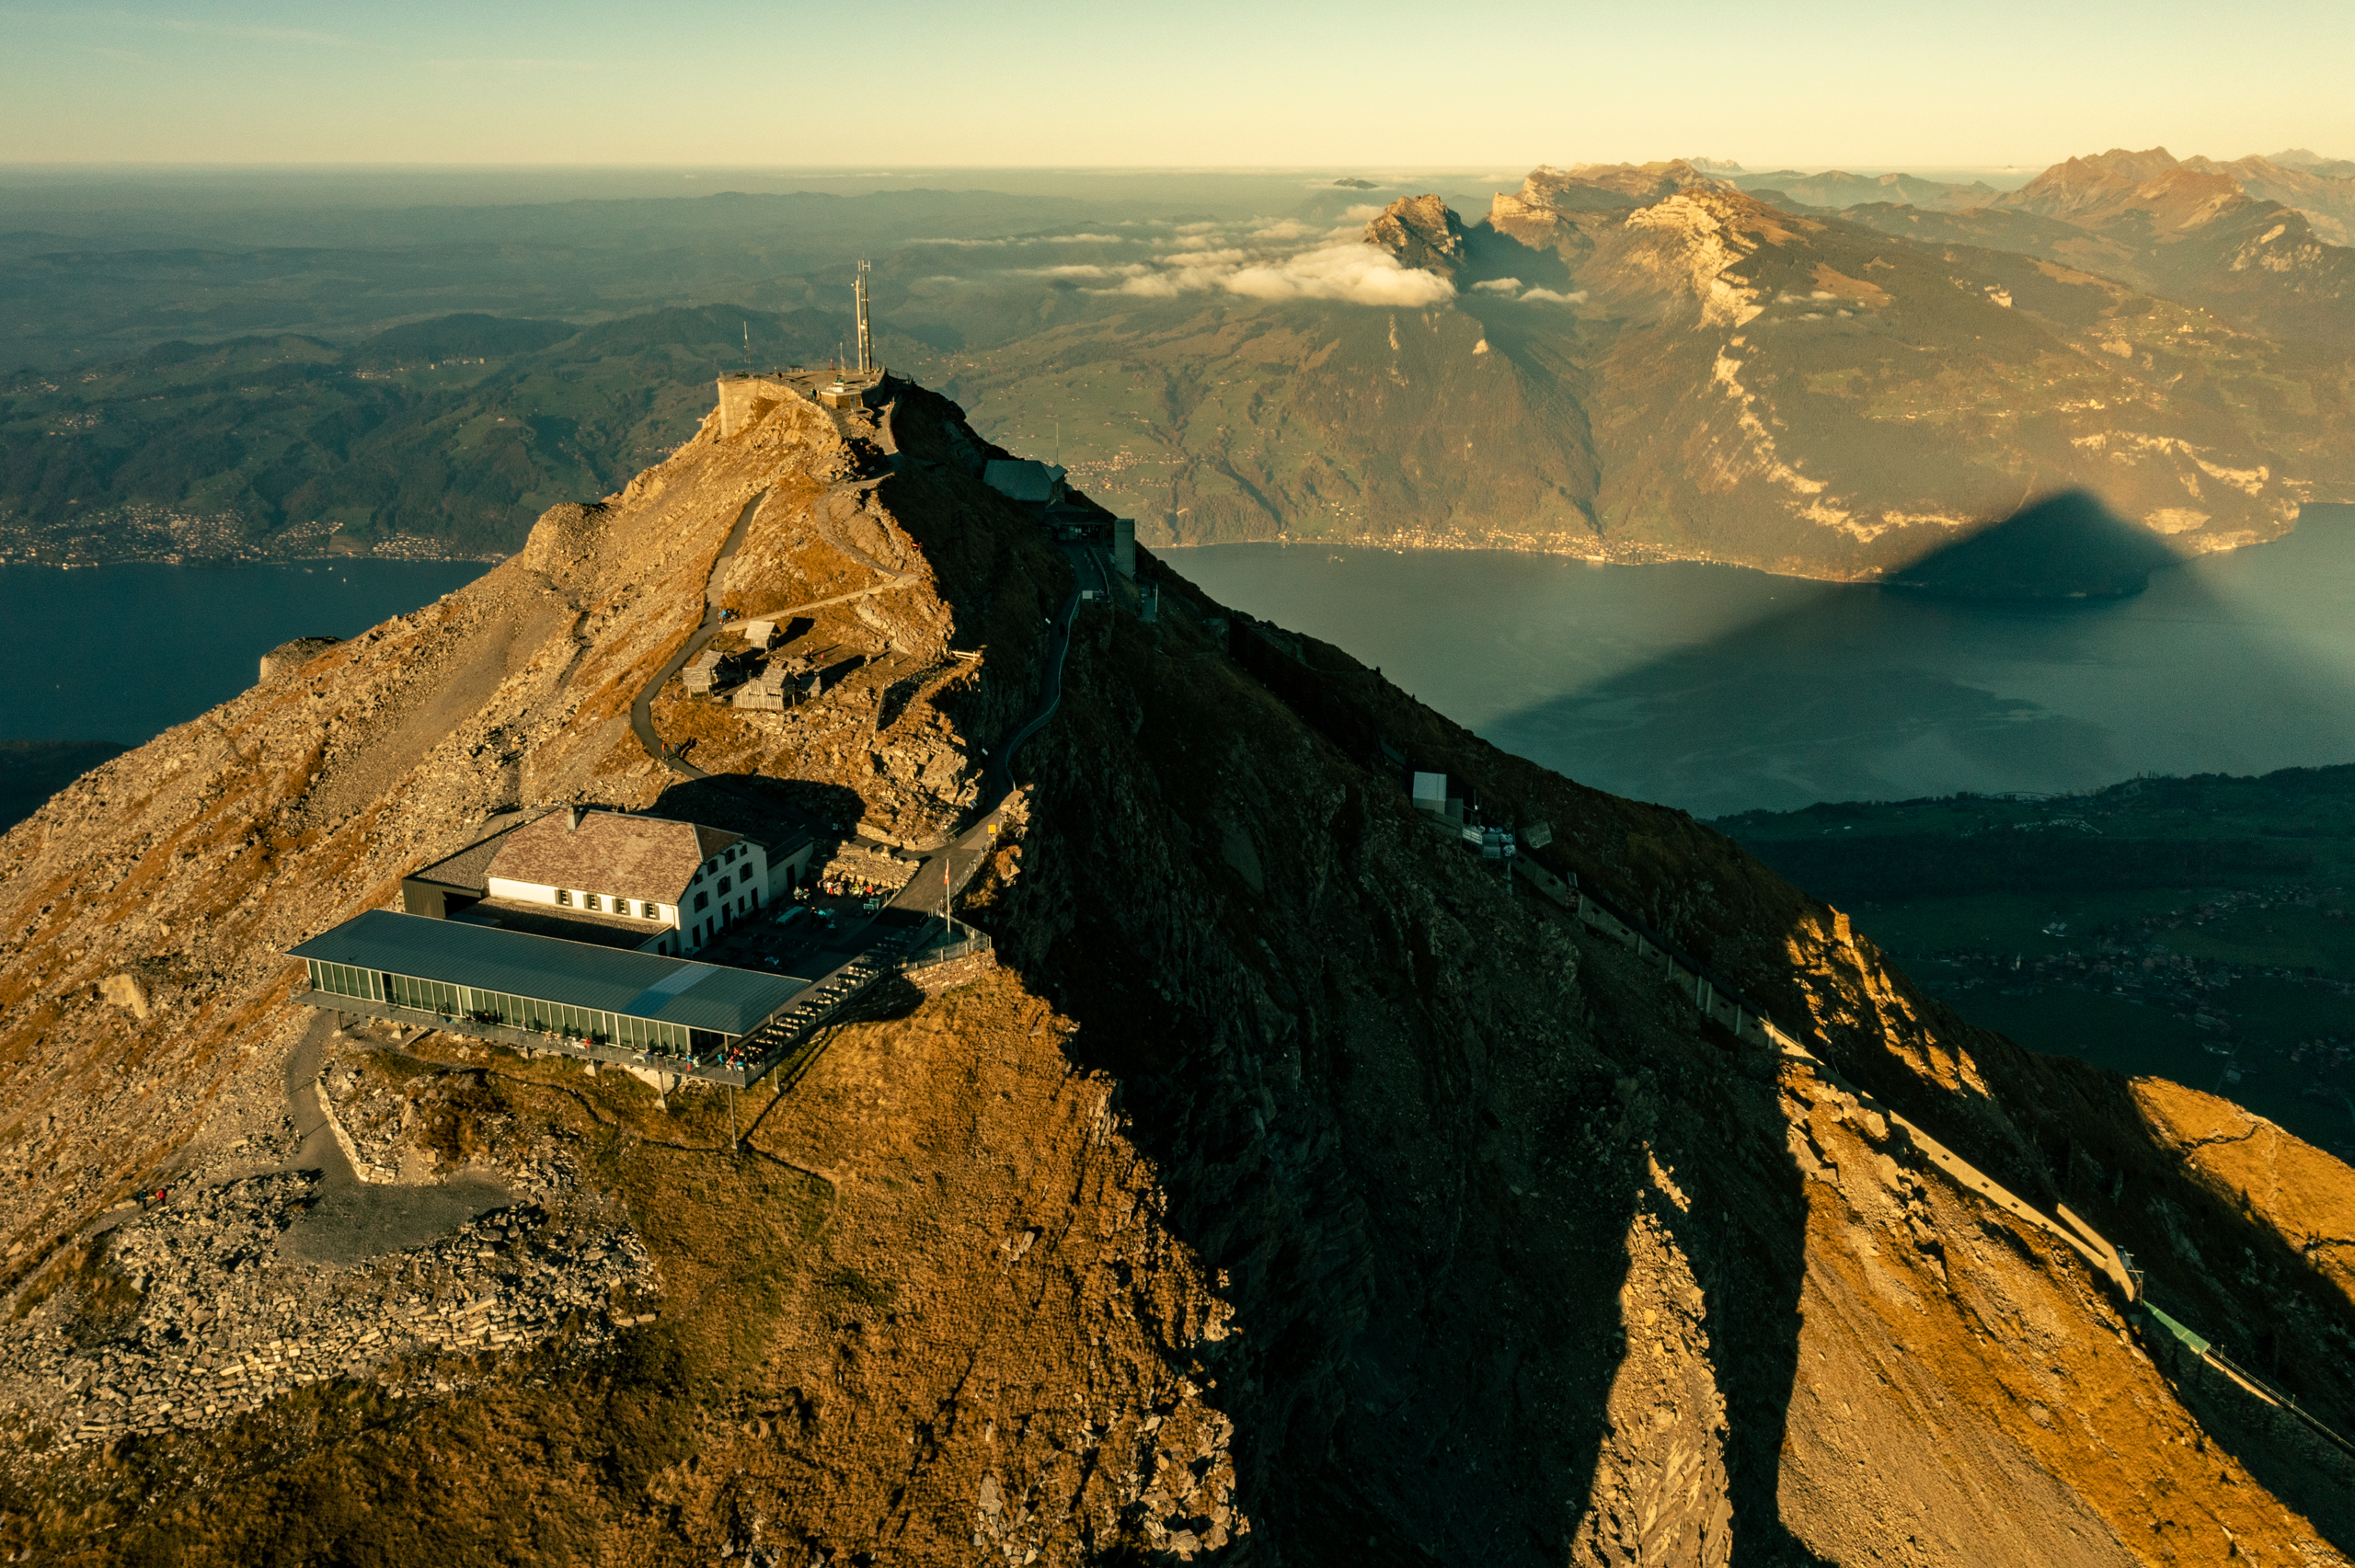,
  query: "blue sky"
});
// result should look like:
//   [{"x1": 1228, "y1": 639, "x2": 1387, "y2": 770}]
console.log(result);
[{"x1": 6, "y1": 0, "x2": 2351, "y2": 168}]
